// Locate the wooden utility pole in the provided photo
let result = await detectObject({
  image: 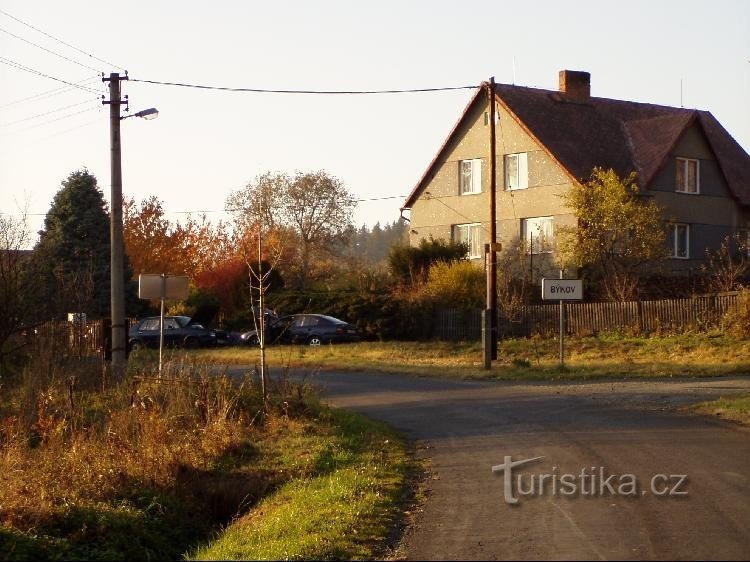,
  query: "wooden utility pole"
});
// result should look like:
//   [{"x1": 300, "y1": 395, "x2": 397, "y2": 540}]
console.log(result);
[
  {"x1": 487, "y1": 76, "x2": 498, "y2": 360},
  {"x1": 103, "y1": 72, "x2": 128, "y2": 376}
]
